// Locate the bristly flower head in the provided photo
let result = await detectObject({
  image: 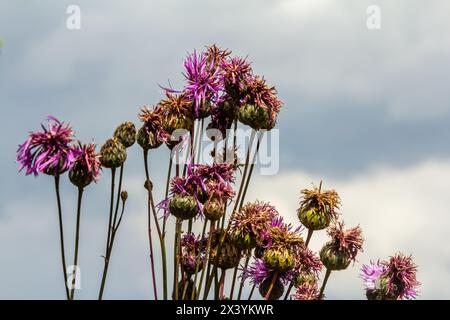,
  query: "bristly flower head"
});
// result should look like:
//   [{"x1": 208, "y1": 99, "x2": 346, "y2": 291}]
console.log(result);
[
  {"x1": 294, "y1": 283, "x2": 320, "y2": 300},
  {"x1": 327, "y1": 222, "x2": 364, "y2": 262},
  {"x1": 298, "y1": 182, "x2": 341, "y2": 231},
  {"x1": 221, "y1": 56, "x2": 252, "y2": 95},
  {"x1": 69, "y1": 142, "x2": 102, "y2": 188},
  {"x1": 361, "y1": 260, "x2": 386, "y2": 292},
  {"x1": 263, "y1": 216, "x2": 304, "y2": 250},
  {"x1": 294, "y1": 247, "x2": 323, "y2": 276},
  {"x1": 384, "y1": 253, "x2": 420, "y2": 299},
  {"x1": 242, "y1": 258, "x2": 293, "y2": 286},
  {"x1": 158, "y1": 92, "x2": 194, "y2": 134},
  {"x1": 361, "y1": 254, "x2": 420, "y2": 300},
  {"x1": 183, "y1": 50, "x2": 223, "y2": 118},
  {"x1": 204, "y1": 44, "x2": 231, "y2": 66},
  {"x1": 181, "y1": 232, "x2": 207, "y2": 275},
  {"x1": 229, "y1": 201, "x2": 278, "y2": 249},
  {"x1": 138, "y1": 105, "x2": 170, "y2": 149},
  {"x1": 17, "y1": 116, "x2": 80, "y2": 176},
  {"x1": 239, "y1": 75, "x2": 283, "y2": 130}
]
